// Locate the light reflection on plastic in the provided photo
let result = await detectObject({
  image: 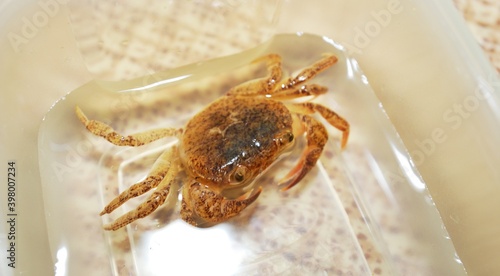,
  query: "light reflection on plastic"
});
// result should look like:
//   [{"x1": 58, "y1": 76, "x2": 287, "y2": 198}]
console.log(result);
[
  {"x1": 123, "y1": 75, "x2": 191, "y2": 92},
  {"x1": 391, "y1": 144, "x2": 426, "y2": 191},
  {"x1": 361, "y1": 75, "x2": 369, "y2": 85},
  {"x1": 145, "y1": 220, "x2": 244, "y2": 275},
  {"x1": 364, "y1": 152, "x2": 398, "y2": 205},
  {"x1": 55, "y1": 247, "x2": 68, "y2": 276},
  {"x1": 345, "y1": 58, "x2": 355, "y2": 79},
  {"x1": 323, "y1": 35, "x2": 357, "y2": 80},
  {"x1": 322, "y1": 35, "x2": 346, "y2": 52},
  {"x1": 454, "y1": 252, "x2": 464, "y2": 265}
]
